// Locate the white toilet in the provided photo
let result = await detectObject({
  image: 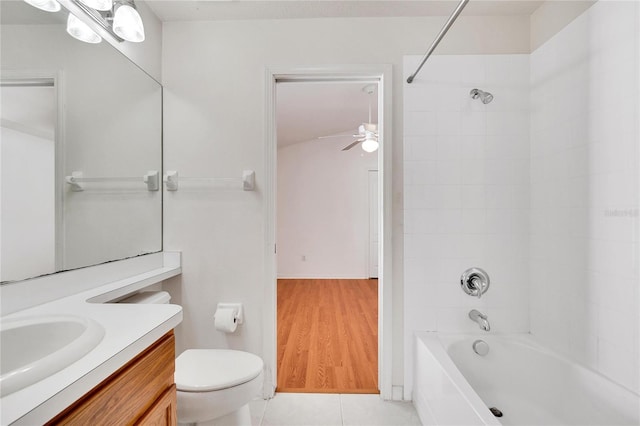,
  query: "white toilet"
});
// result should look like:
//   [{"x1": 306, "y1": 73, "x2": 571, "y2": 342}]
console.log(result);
[
  {"x1": 175, "y1": 349, "x2": 263, "y2": 426},
  {"x1": 119, "y1": 291, "x2": 264, "y2": 426}
]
